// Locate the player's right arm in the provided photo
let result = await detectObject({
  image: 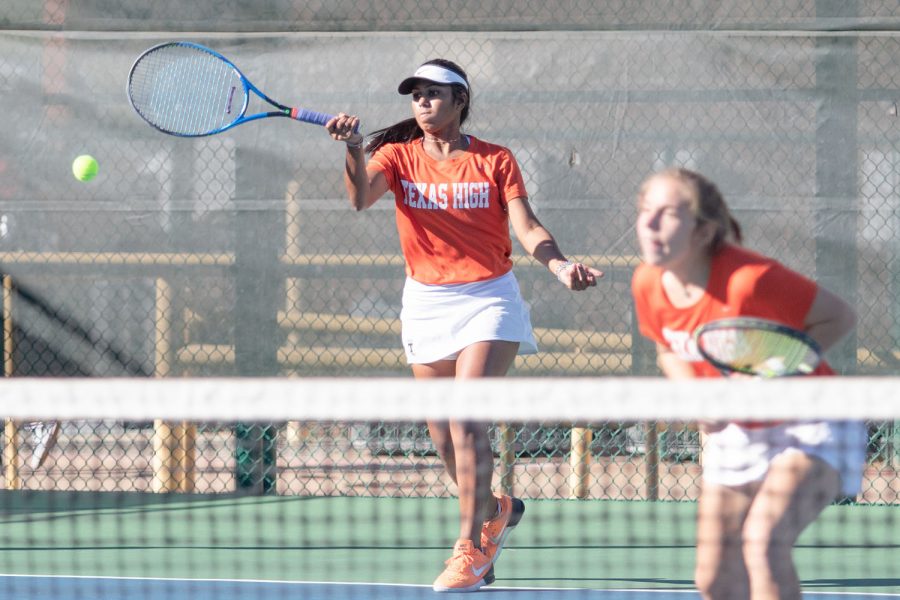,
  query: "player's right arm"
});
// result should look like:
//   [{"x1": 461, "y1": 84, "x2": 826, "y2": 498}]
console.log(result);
[
  {"x1": 344, "y1": 152, "x2": 388, "y2": 211},
  {"x1": 748, "y1": 258, "x2": 857, "y2": 354},
  {"x1": 802, "y1": 286, "x2": 857, "y2": 352}
]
